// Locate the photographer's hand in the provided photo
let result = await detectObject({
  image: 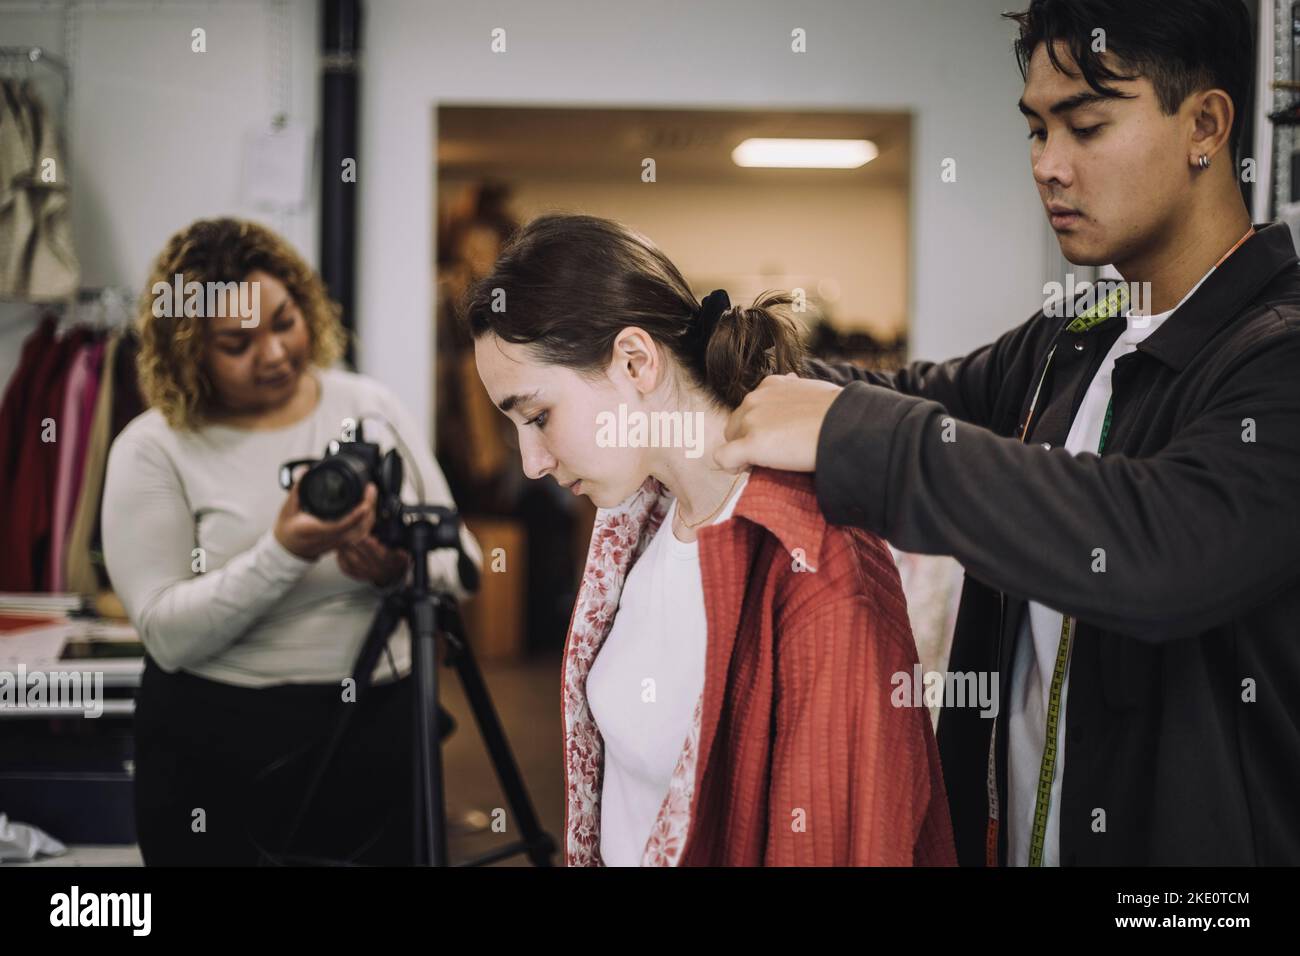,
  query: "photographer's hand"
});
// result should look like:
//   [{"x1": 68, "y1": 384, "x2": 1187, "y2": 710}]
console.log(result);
[
  {"x1": 337, "y1": 535, "x2": 413, "y2": 588},
  {"x1": 273, "y1": 481, "x2": 378, "y2": 561}
]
